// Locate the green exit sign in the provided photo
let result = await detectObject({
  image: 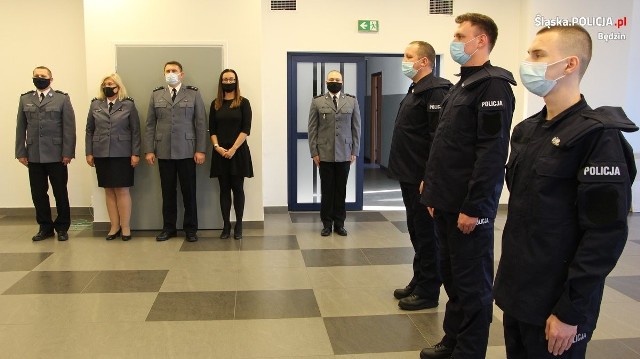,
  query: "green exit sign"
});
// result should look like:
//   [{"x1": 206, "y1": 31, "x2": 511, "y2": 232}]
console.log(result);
[{"x1": 358, "y1": 20, "x2": 379, "y2": 32}]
